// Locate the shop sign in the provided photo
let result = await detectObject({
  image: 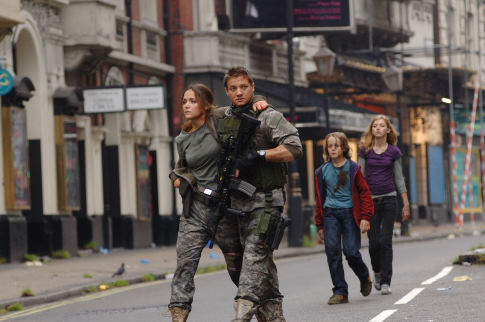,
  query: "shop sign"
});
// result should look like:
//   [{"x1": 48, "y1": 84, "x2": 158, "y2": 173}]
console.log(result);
[
  {"x1": 126, "y1": 85, "x2": 164, "y2": 110},
  {"x1": 230, "y1": 0, "x2": 354, "y2": 33},
  {"x1": 0, "y1": 68, "x2": 14, "y2": 96},
  {"x1": 83, "y1": 88, "x2": 124, "y2": 113}
]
